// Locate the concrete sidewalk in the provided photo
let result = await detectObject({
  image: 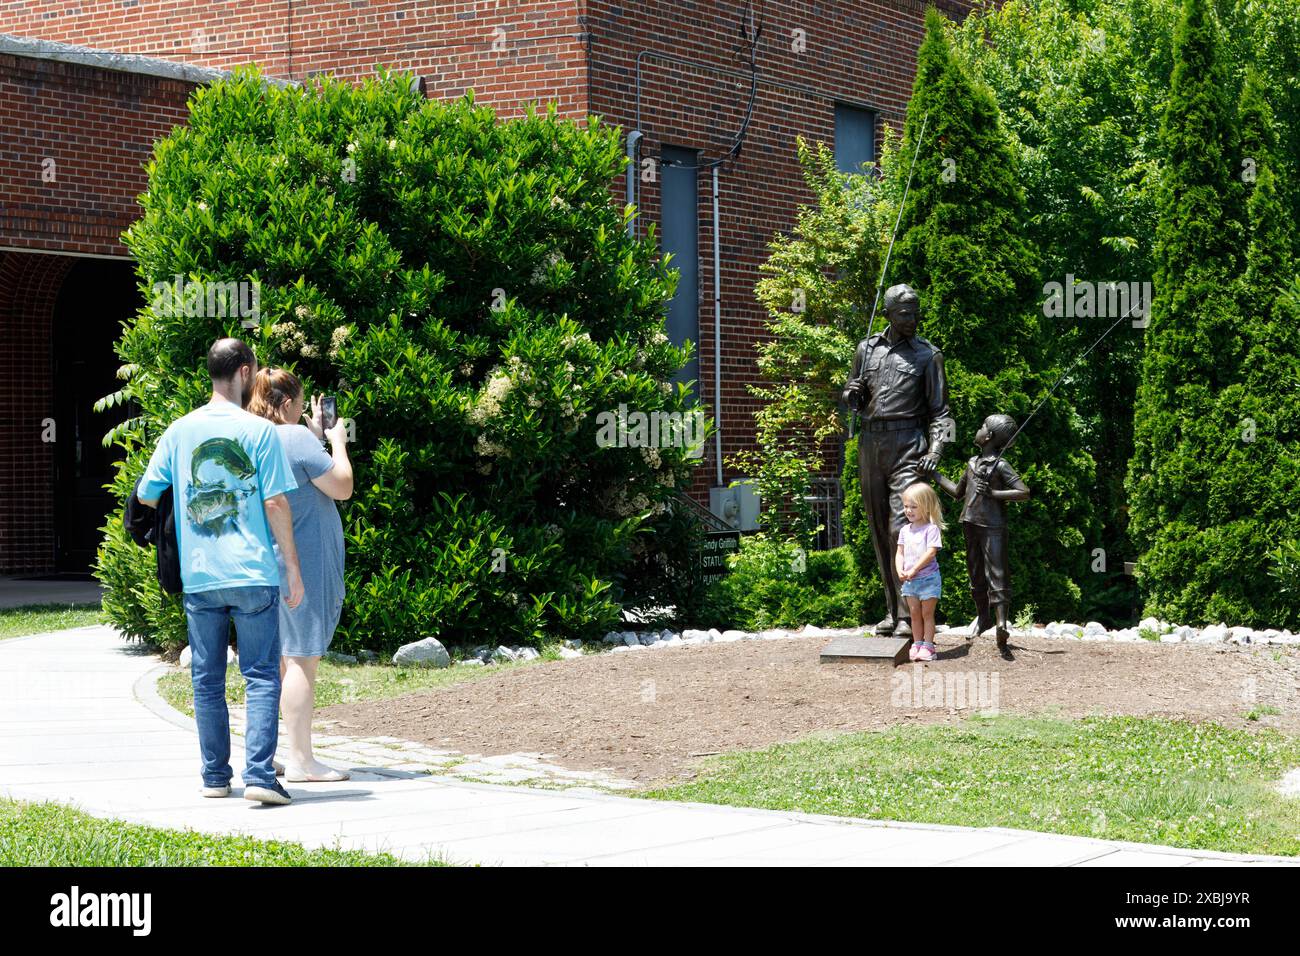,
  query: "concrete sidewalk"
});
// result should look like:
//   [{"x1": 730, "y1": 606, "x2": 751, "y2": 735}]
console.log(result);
[{"x1": 1, "y1": 626, "x2": 1296, "y2": 867}]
